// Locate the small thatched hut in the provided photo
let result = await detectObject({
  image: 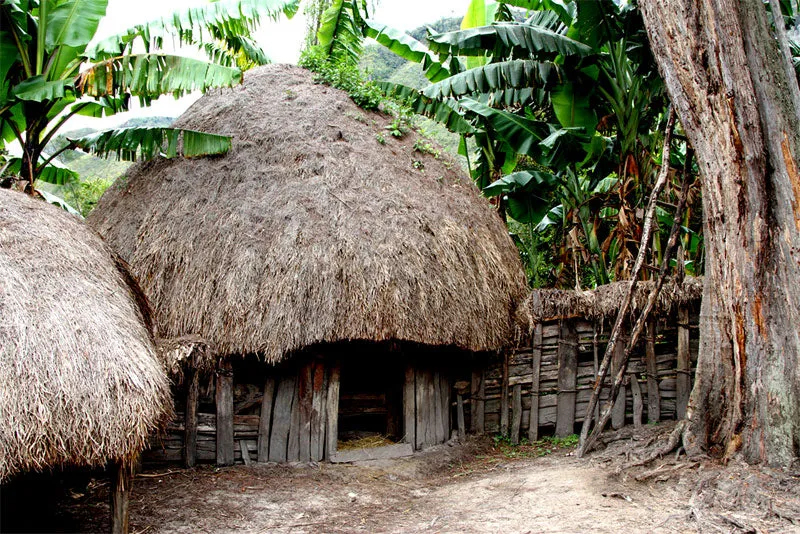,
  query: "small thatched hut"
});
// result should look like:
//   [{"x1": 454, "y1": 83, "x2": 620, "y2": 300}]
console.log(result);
[
  {"x1": 89, "y1": 64, "x2": 528, "y2": 464},
  {"x1": 469, "y1": 277, "x2": 704, "y2": 444},
  {"x1": 0, "y1": 189, "x2": 170, "y2": 532}
]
